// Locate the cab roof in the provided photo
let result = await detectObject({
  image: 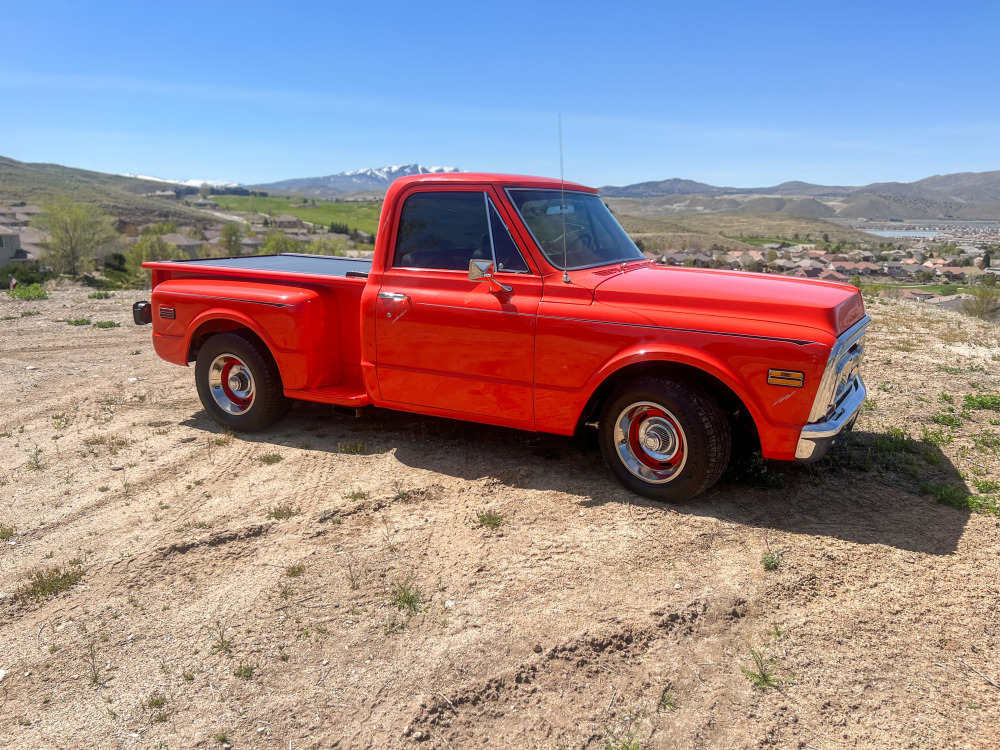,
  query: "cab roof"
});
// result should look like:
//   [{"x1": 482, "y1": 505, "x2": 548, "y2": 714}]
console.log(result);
[{"x1": 389, "y1": 172, "x2": 597, "y2": 193}]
